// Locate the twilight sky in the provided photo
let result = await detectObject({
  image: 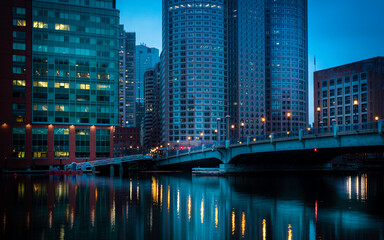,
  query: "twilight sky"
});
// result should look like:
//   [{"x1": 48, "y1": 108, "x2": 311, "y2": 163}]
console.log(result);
[{"x1": 117, "y1": 0, "x2": 384, "y2": 124}]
